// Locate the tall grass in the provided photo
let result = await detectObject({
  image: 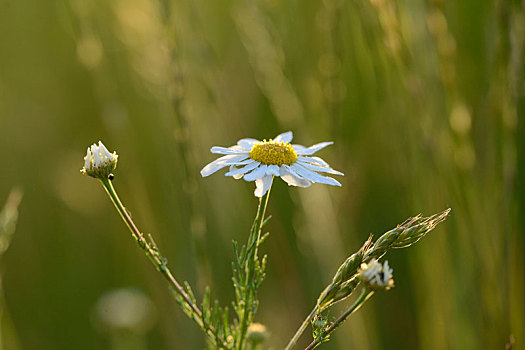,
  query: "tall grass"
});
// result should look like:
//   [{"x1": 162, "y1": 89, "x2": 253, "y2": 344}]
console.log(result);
[{"x1": 0, "y1": 0, "x2": 523, "y2": 348}]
